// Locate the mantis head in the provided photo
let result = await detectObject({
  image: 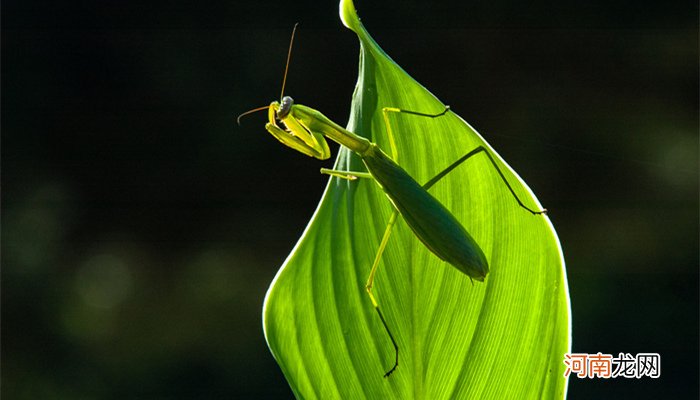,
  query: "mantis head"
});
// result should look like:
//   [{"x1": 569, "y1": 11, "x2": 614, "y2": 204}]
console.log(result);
[
  {"x1": 237, "y1": 25, "x2": 331, "y2": 160},
  {"x1": 263, "y1": 96, "x2": 332, "y2": 160},
  {"x1": 275, "y1": 96, "x2": 294, "y2": 119}
]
